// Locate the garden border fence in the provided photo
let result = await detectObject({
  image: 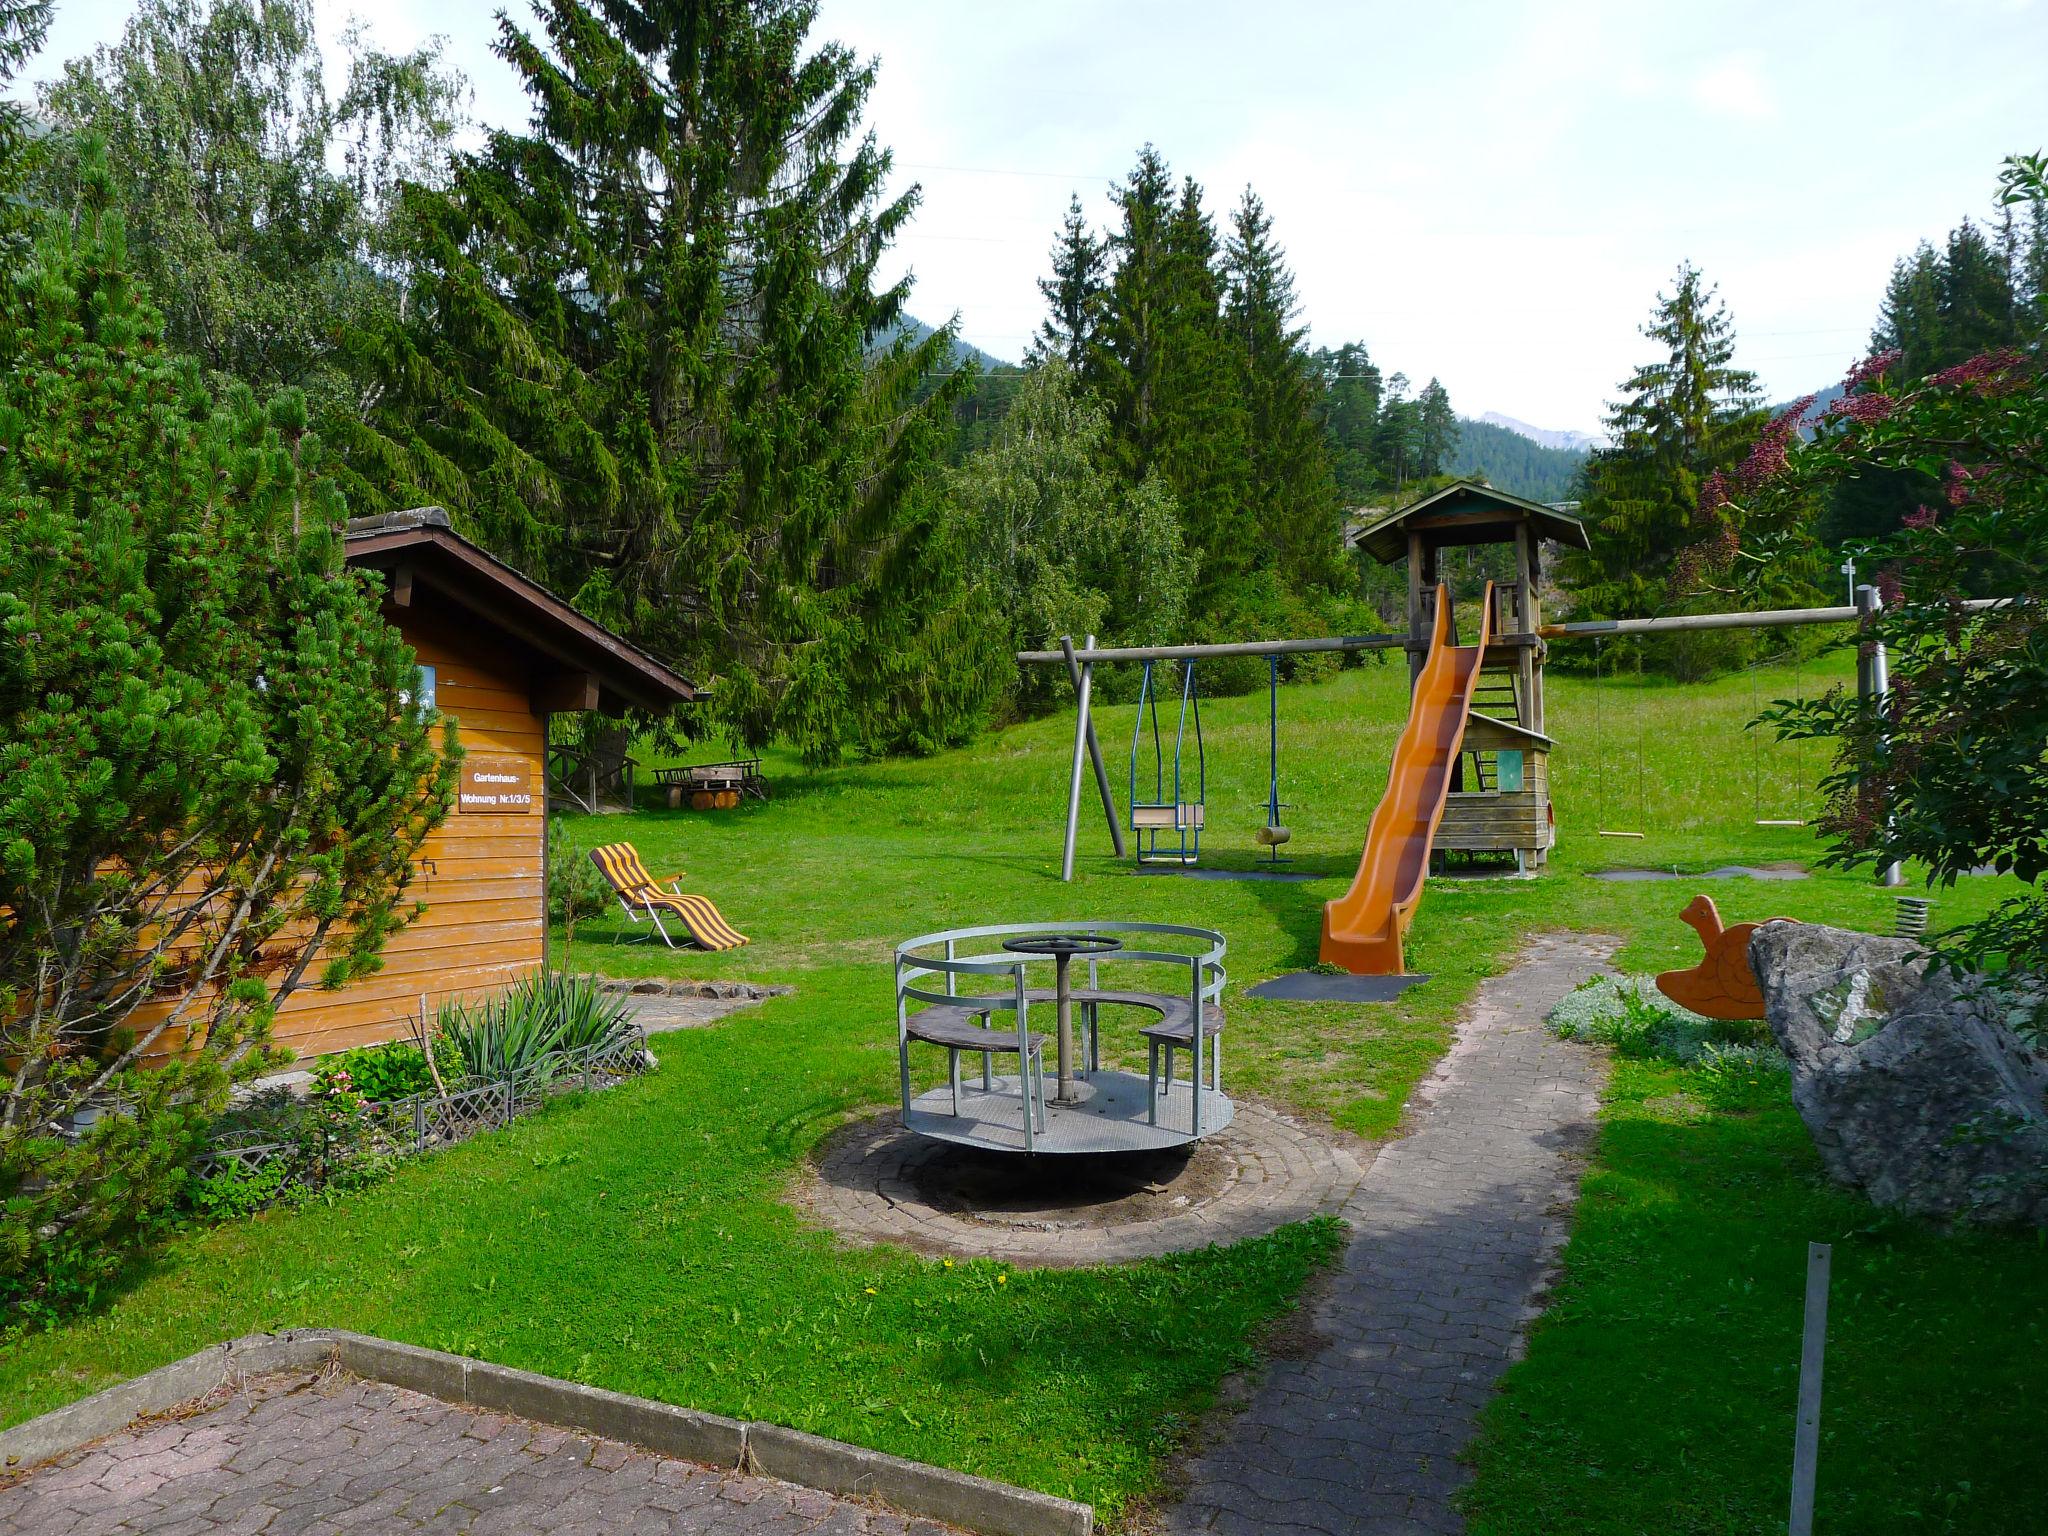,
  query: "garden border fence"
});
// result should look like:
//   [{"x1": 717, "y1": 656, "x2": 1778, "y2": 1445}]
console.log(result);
[{"x1": 189, "y1": 1030, "x2": 650, "y2": 1194}]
